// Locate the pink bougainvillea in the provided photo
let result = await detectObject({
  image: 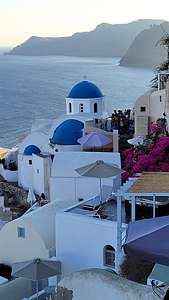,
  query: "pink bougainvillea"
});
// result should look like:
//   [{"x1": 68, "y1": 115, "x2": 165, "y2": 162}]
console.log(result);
[
  {"x1": 122, "y1": 135, "x2": 169, "y2": 182},
  {"x1": 149, "y1": 121, "x2": 166, "y2": 134}
]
